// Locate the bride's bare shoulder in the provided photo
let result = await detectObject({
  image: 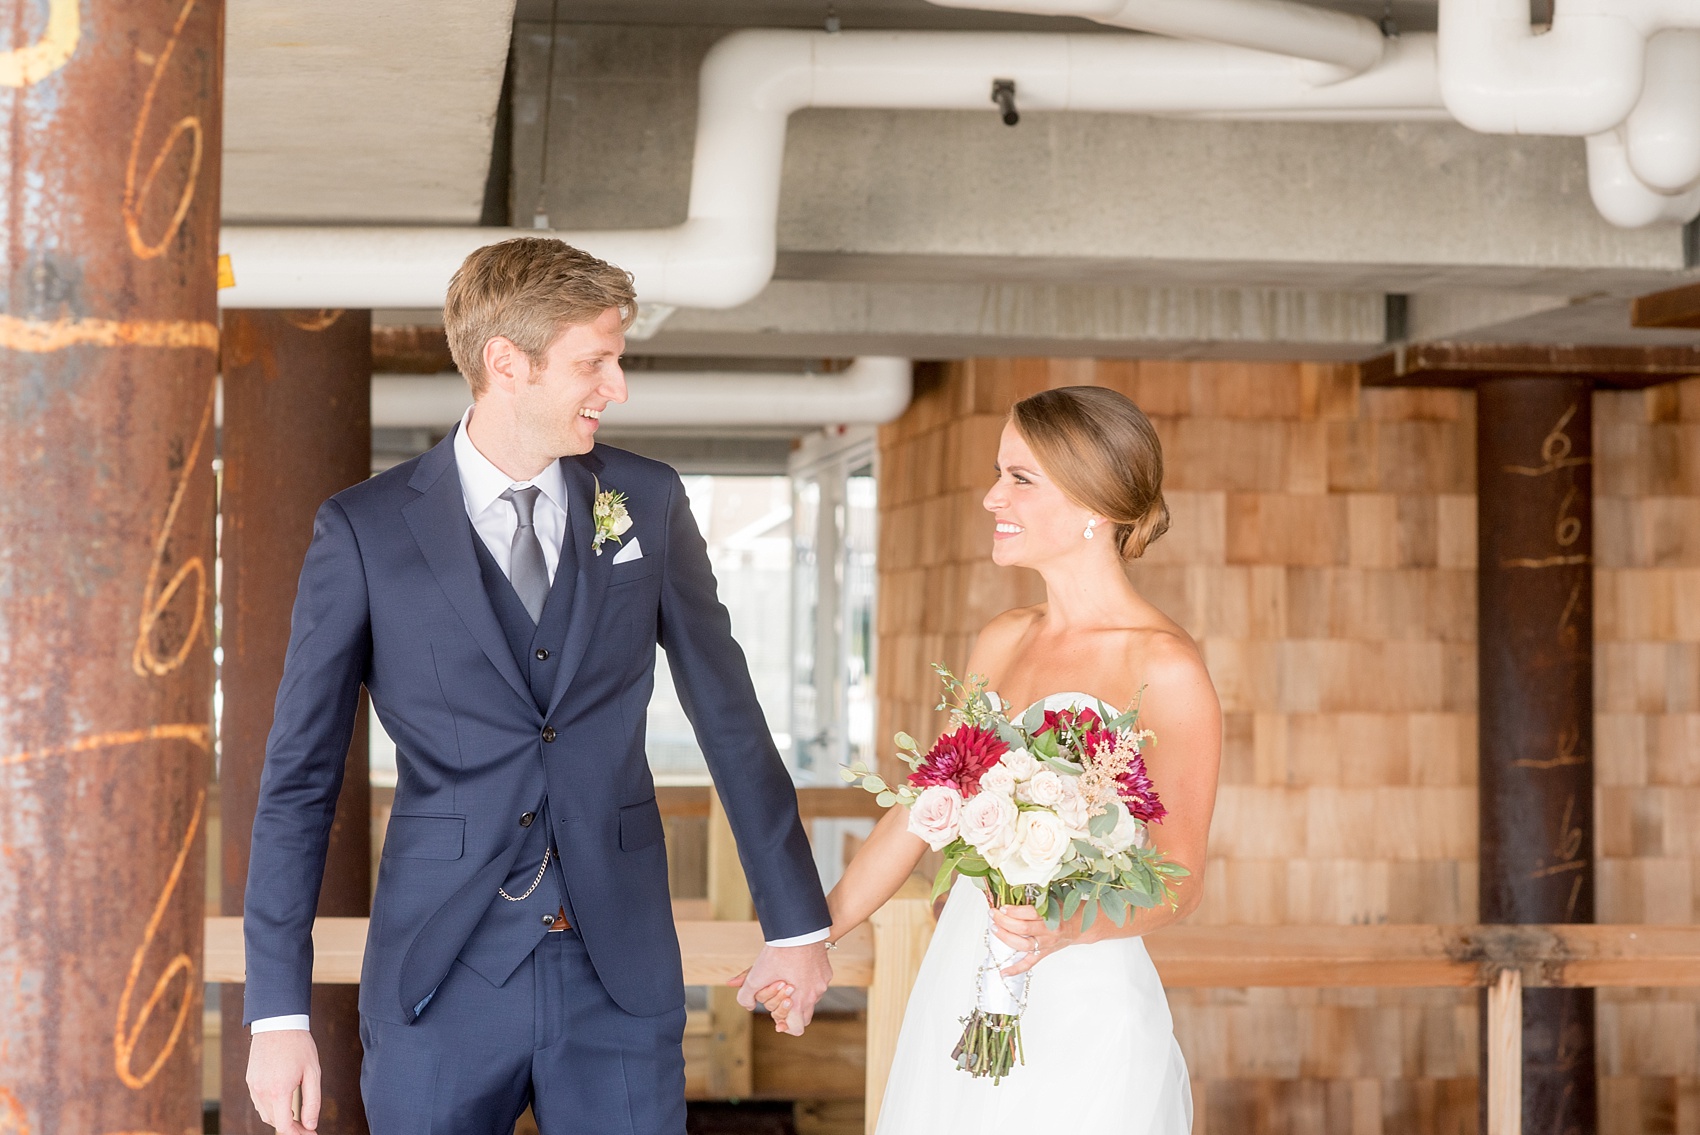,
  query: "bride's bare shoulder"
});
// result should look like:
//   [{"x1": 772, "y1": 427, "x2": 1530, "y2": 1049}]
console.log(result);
[
  {"x1": 965, "y1": 605, "x2": 1043, "y2": 675},
  {"x1": 1128, "y1": 623, "x2": 1217, "y2": 716}
]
